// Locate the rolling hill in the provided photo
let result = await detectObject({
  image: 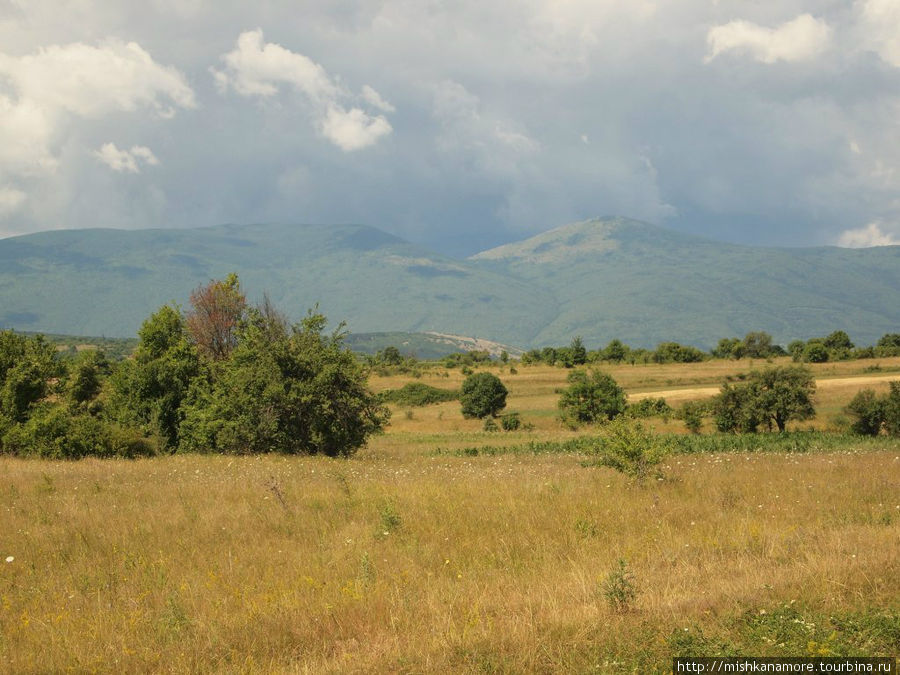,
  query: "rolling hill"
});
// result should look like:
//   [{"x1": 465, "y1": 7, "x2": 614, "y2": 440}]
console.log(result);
[{"x1": 1, "y1": 218, "x2": 898, "y2": 348}]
